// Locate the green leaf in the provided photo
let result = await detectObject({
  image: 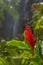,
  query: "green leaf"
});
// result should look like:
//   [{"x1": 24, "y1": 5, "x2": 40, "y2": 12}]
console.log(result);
[
  {"x1": 35, "y1": 41, "x2": 42, "y2": 58},
  {"x1": 35, "y1": 18, "x2": 43, "y2": 30},
  {"x1": 0, "y1": 57, "x2": 9, "y2": 65},
  {"x1": 6, "y1": 40, "x2": 30, "y2": 51}
]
